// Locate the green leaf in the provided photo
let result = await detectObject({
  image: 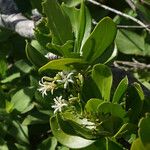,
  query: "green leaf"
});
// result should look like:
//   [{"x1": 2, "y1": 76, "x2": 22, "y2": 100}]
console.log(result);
[
  {"x1": 30, "y1": 0, "x2": 43, "y2": 13},
  {"x1": 47, "y1": 40, "x2": 74, "y2": 57},
  {"x1": 138, "y1": 114, "x2": 150, "y2": 150},
  {"x1": 1, "y1": 73, "x2": 20, "y2": 84},
  {"x1": 82, "y1": 17, "x2": 117, "y2": 63},
  {"x1": 58, "y1": 113, "x2": 98, "y2": 139},
  {"x1": 131, "y1": 138, "x2": 145, "y2": 150},
  {"x1": 0, "y1": 138, "x2": 9, "y2": 150},
  {"x1": 8, "y1": 121, "x2": 29, "y2": 145},
  {"x1": 25, "y1": 41, "x2": 48, "y2": 67},
  {"x1": 11, "y1": 87, "x2": 35, "y2": 113},
  {"x1": 116, "y1": 29, "x2": 150, "y2": 56},
  {"x1": 136, "y1": 2, "x2": 150, "y2": 22},
  {"x1": 50, "y1": 116, "x2": 95, "y2": 149},
  {"x1": 5, "y1": 100, "x2": 14, "y2": 113},
  {"x1": 34, "y1": 18, "x2": 56, "y2": 52},
  {"x1": 126, "y1": 83, "x2": 144, "y2": 123},
  {"x1": 112, "y1": 76, "x2": 128, "y2": 104},
  {"x1": 80, "y1": 138, "x2": 106, "y2": 150},
  {"x1": 0, "y1": 58, "x2": 7, "y2": 77},
  {"x1": 62, "y1": 1, "x2": 92, "y2": 52},
  {"x1": 15, "y1": 60, "x2": 33, "y2": 74},
  {"x1": 98, "y1": 44, "x2": 117, "y2": 64},
  {"x1": 92, "y1": 64, "x2": 112, "y2": 101},
  {"x1": 22, "y1": 111, "x2": 49, "y2": 125},
  {"x1": 42, "y1": 0, "x2": 73, "y2": 45},
  {"x1": 98, "y1": 102, "x2": 126, "y2": 119},
  {"x1": 39, "y1": 58, "x2": 88, "y2": 72},
  {"x1": 31, "y1": 40, "x2": 48, "y2": 55},
  {"x1": 85, "y1": 98, "x2": 104, "y2": 115},
  {"x1": 61, "y1": 0, "x2": 82, "y2": 7},
  {"x1": 134, "y1": 83, "x2": 145, "y2": 100},
  {"x1": 82, "y1": 76, "x2": 102, "y2": 101},
  {"x1": 15, "y1": 143, "x2": 30, "y2": 150},
  {"x1": 37, "y1": 137, "x2": 57, "y2": 150},
  {"x1": 107, "y1": 138, "x2": 123, "y2": 150},
  {"x1": 114, "y1": 123, "x2": 137, "y2": 138}
]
